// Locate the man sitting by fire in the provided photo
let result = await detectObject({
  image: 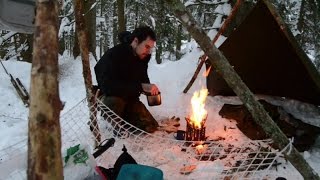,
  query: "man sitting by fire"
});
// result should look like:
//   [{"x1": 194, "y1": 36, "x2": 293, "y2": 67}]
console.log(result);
[{"x1": 94, "y1": 26, "x2": 161, "y2": 133}]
